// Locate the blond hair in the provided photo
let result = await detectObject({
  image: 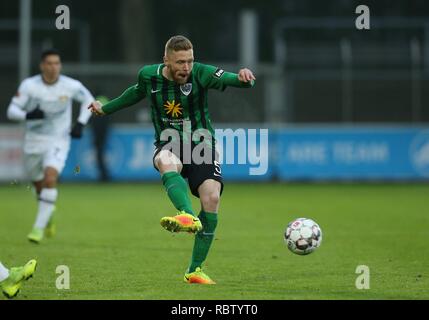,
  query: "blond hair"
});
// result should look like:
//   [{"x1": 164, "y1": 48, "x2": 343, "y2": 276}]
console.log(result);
[{"x1": 165, "y1": 35, "x2": 193, "y2": 55}]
